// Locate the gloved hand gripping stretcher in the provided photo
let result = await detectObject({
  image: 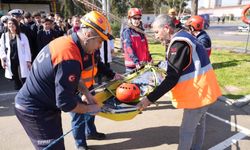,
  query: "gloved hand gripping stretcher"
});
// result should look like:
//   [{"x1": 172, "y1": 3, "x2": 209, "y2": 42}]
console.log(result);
[{"x1": 94, "y1": 62, "x2": 167, "y2": 121}]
